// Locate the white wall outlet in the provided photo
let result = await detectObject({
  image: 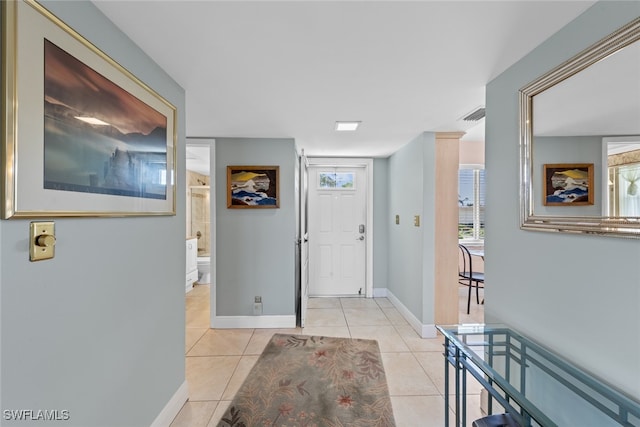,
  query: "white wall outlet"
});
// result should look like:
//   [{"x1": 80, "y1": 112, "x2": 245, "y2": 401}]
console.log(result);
[{"x1": 253, "y1": 302, "x2": 263, "y2": 315}]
